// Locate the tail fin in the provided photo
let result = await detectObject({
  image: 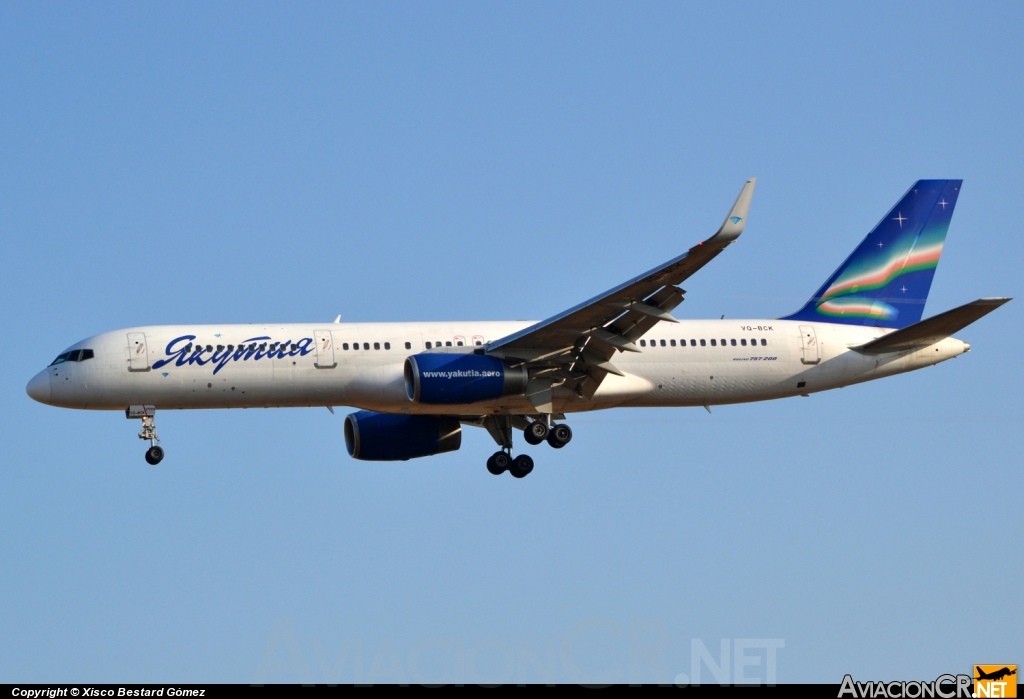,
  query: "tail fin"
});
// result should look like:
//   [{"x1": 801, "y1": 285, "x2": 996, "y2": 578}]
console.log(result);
[{"x1": 782, "y1": 180, "x2": 962, "y2": 328}]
